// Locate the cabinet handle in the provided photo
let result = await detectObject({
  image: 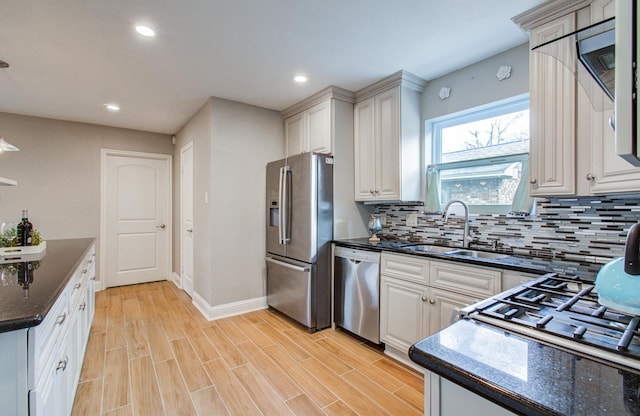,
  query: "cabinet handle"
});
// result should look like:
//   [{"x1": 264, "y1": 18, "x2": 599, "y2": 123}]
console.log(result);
[
  {"x1": 421, "y1": 295, "x2": 428, "y2": 302},
  {"x1": 429, "y1": 299, "x2": 436, "y2": 305},
  {"x1": 56, "y1": 357, "x2": 68, "y2": 373},
  {"x1": 79, "y1": 302, "x2": 86, "y2": 311},
  {"x1": 609, "y1": 114, "x2": 616, "y2": 131},
  {"x1": 90, "y1": 276, "x2": 96, "y2": 281},
  {"x1": 586, "y1": 173, "x2": 595, "y2": 181},
  {"x1": 73, "y1": 283, "x2": 81, "y2": 290},
  {"x1": 55, "y1": 312, "x2": 67, "y2": 326},
  {"x1": 369, "y1": 189, "x2": 374, "y2": 194},
  {"x1": 529, "y1": 178, "x2": 537, "y2": 184}
]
